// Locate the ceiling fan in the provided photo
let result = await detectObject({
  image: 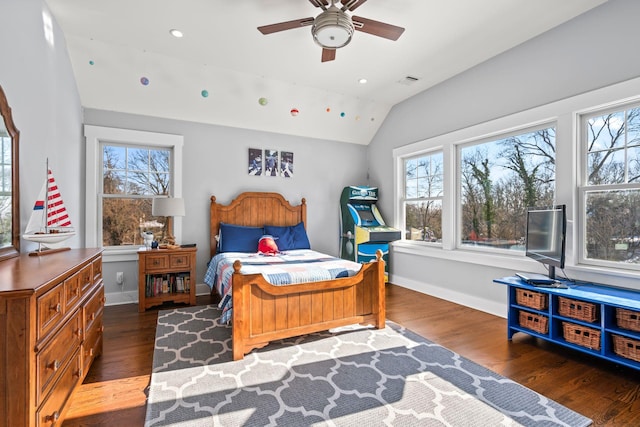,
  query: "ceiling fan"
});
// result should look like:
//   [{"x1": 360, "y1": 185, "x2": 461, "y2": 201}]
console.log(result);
[{"x1": 258, "y1": 0, "x2": 405, "y2": 62}]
